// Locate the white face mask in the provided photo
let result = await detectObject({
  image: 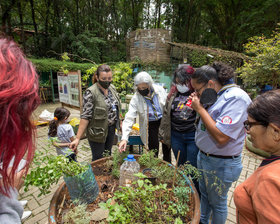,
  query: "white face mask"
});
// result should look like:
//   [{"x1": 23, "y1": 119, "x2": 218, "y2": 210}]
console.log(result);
[{"x1": 176, "y1": 84, "x2": 189, "y2": 93}]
